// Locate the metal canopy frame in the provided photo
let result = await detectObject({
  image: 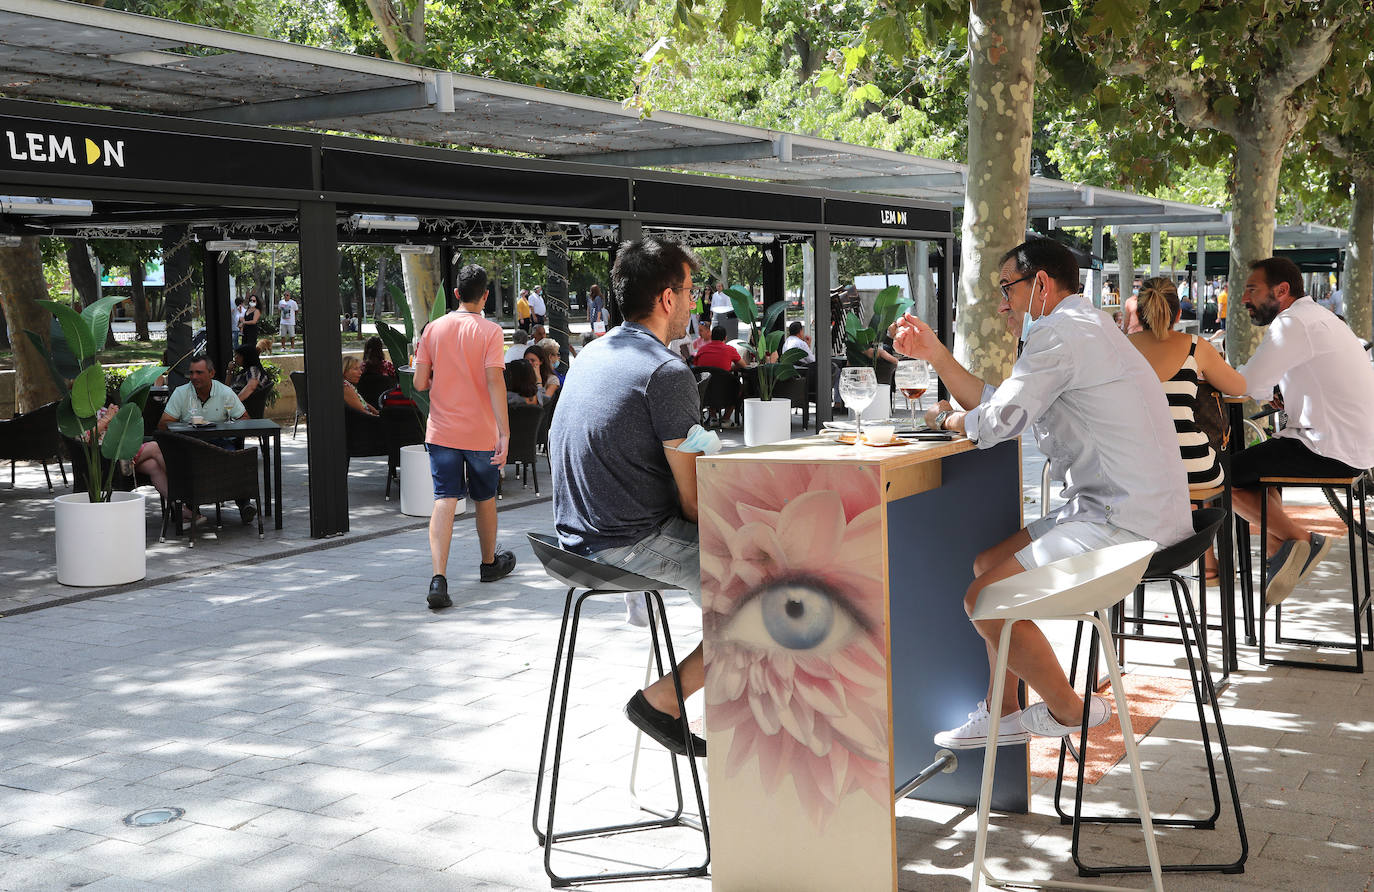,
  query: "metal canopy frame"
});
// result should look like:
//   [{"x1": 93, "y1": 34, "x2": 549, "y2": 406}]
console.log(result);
[{"x1": 0, "y1": 97, "x2": 955, "y2": 539}]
